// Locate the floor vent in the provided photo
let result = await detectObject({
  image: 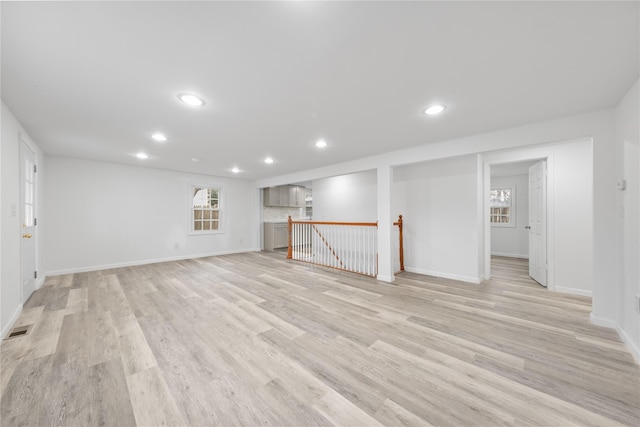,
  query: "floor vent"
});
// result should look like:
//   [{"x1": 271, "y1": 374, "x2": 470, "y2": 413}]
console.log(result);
[{"x1": 5, "y1": 325, "x2": 32, "y2": 340}]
